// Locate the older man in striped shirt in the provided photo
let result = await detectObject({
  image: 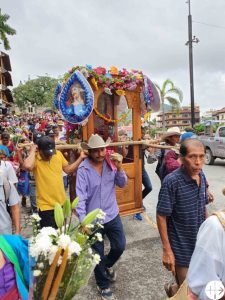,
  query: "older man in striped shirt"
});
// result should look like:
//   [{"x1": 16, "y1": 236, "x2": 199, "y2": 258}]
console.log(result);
[{"x1": 156, "y1": 139, "x2": 208, "y2": 297}]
